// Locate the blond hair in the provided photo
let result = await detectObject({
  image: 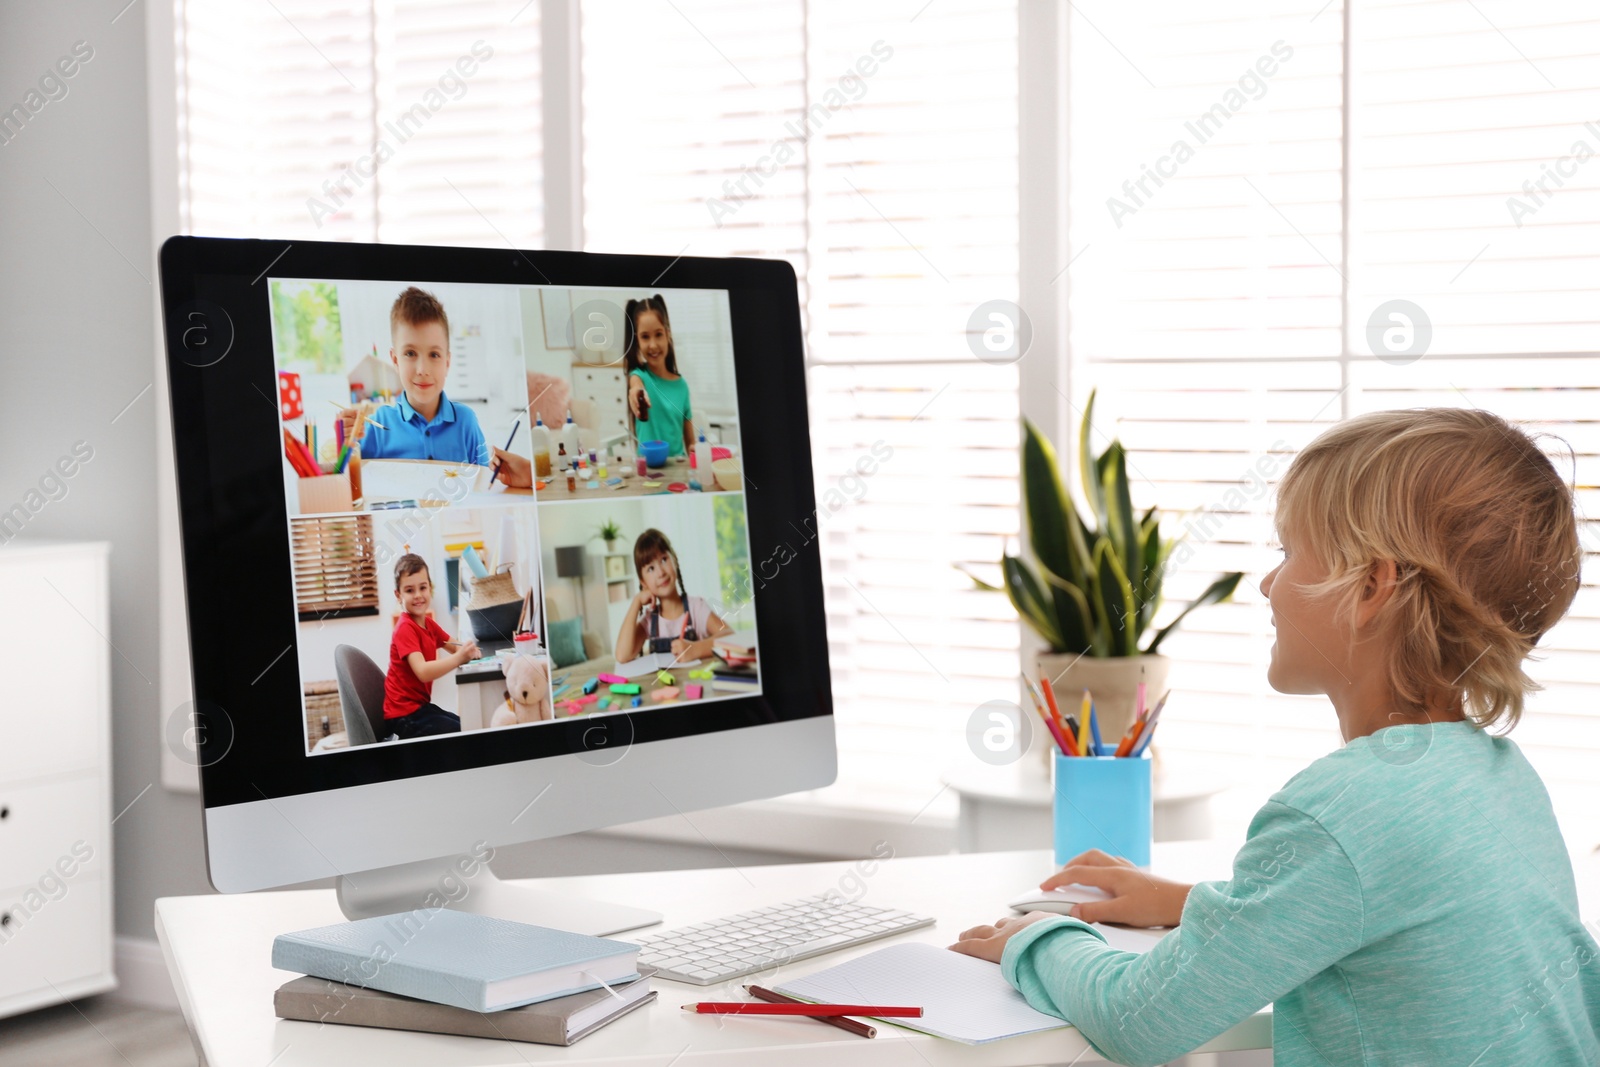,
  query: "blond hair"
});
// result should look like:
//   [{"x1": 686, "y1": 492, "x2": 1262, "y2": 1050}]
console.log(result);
[{"x1": 1275, "y1": 408, "x2": 1581, "y2": 731}]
